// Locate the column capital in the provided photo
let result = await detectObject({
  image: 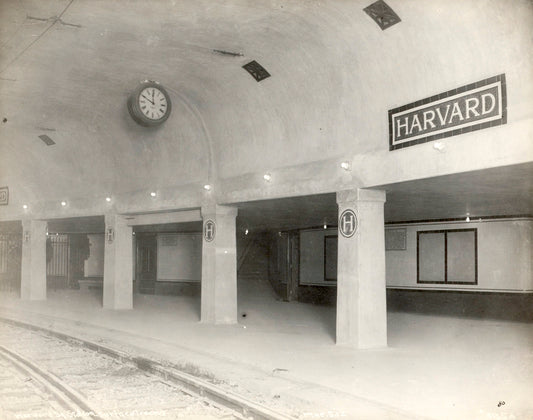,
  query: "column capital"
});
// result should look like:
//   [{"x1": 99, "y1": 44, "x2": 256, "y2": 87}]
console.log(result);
[
  {"x1": 201, "y1": 204, "x2": 238, "y2": 218},
  {"x1": 337, "y1": 188, "x2": 386, "y2": 205},
  {"x1": 105, "y1": 213, "x2": 129, "y2": 226}
]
